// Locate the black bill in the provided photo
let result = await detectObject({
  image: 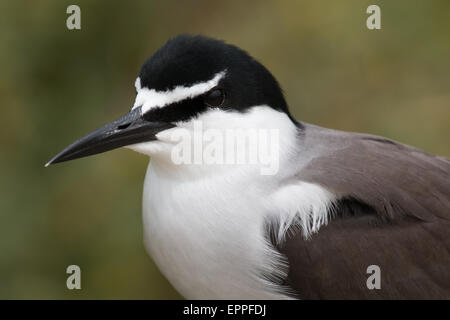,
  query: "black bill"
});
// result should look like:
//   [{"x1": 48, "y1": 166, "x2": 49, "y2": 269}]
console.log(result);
[{"x1": 45, "y1": 107, "x2": 174, "y2": 166}]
